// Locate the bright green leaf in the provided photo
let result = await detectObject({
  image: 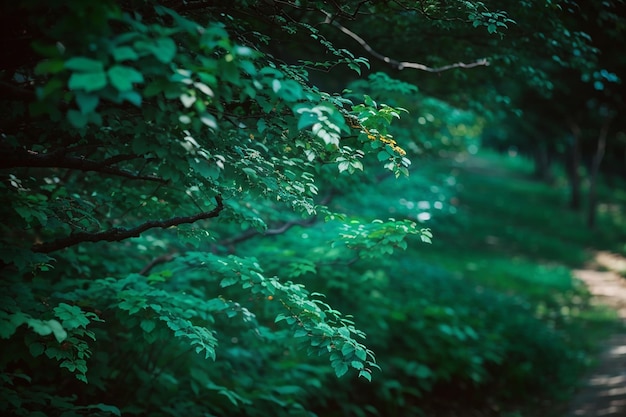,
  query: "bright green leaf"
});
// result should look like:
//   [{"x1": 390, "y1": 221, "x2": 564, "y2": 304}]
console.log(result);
[
  {"x1": 68, "y1": 71, "x2": 107, "y2": 92},
  {"x1": 152, "y1": 38, "x2": 177, "y2": 63},
  {"x1": 112, "y1": 46, "x2": 139, "y2": 62},
  {"x1": 334, "y1": 362, "x2": 349, "y2": 378},
  {"x1": 220, "y1": 276, "x2": 239, "y2": 287},
  {"x1": 107, "y1": 65, "x2": 144, "y2": 92}
]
